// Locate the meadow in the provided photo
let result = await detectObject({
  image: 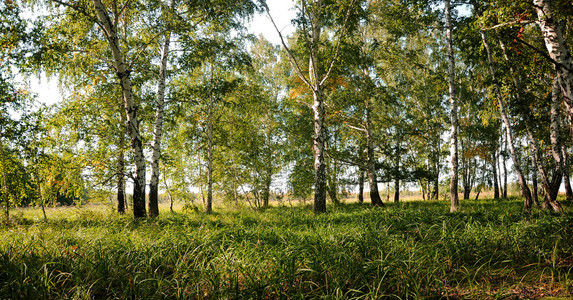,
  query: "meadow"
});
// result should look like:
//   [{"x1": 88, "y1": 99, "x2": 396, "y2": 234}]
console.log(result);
[{"x1": 1, "y1": 198, "x2": 572, "y2": 299}]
